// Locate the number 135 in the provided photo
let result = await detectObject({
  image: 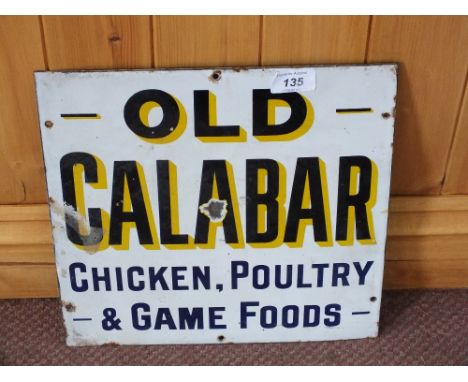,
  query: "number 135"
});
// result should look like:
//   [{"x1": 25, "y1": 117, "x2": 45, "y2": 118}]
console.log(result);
[{"x1": 284, "y1": 77, "x2": 304, "y2": 87}]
